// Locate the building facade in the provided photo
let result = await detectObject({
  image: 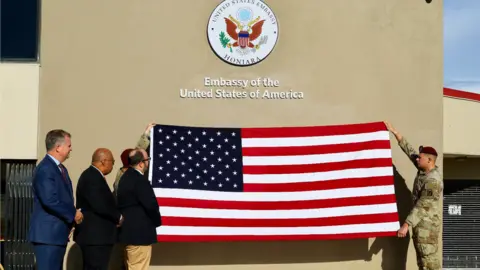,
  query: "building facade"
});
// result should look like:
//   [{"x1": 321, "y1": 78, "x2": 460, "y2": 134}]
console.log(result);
[{"x1": 1, "y1": 0, "x2": 479, "y2": 269}]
